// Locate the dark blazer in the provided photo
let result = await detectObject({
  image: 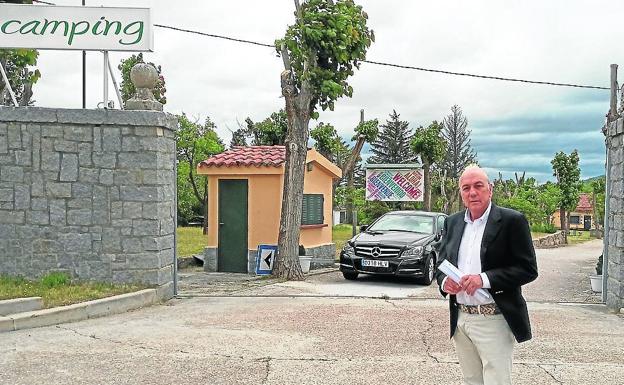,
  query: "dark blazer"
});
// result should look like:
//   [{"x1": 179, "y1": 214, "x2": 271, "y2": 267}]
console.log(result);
[{"x1": 435, "y1": 203, "x2": 538, "y2": 343}]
